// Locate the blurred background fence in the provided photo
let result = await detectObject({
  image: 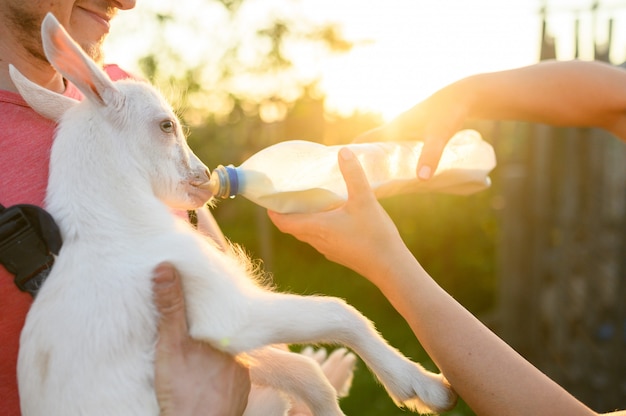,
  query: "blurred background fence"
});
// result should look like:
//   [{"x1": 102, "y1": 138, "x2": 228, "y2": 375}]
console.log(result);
[
  {"x1": 495, "y1": 121, "x2": 626, "y2": 411},
  {"x1": 493, "y1": 10, "x2": 626, "y2": 411}
]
